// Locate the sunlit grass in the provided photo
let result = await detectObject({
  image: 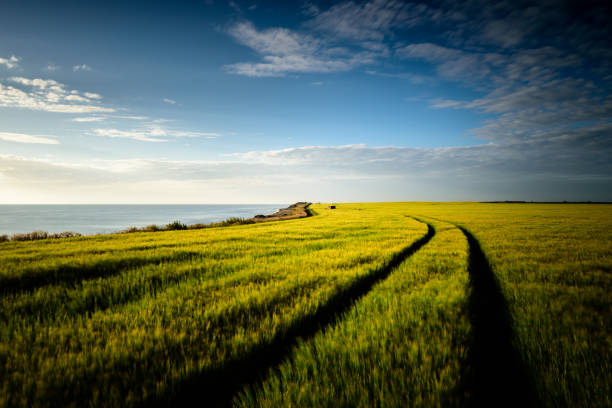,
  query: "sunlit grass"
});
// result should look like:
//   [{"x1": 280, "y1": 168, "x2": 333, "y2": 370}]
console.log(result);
[
  {"x1": 0, "y1": 204, "x2": 427, "y2": 407},
  {"x1": 405, "y1": 202, "x2": 612, "y2": 407},
  {"x1": 1, "y1": 202, "x2": 610, "y2": 407},
  {"x1": 236, "y1": 217, "x2": 471, "y2": 407}
]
